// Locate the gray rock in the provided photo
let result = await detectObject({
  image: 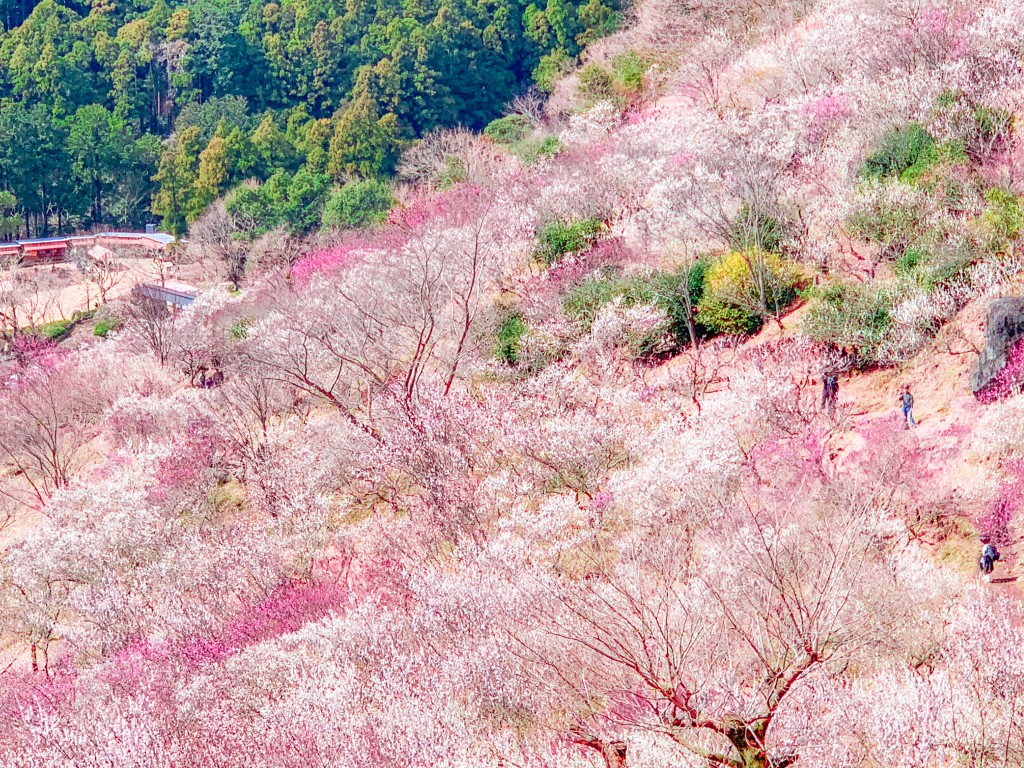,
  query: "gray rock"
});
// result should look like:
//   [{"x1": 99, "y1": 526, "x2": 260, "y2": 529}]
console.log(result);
[{"x1": 971, "y1": 297, "x2": 1024, "y2": 395}]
